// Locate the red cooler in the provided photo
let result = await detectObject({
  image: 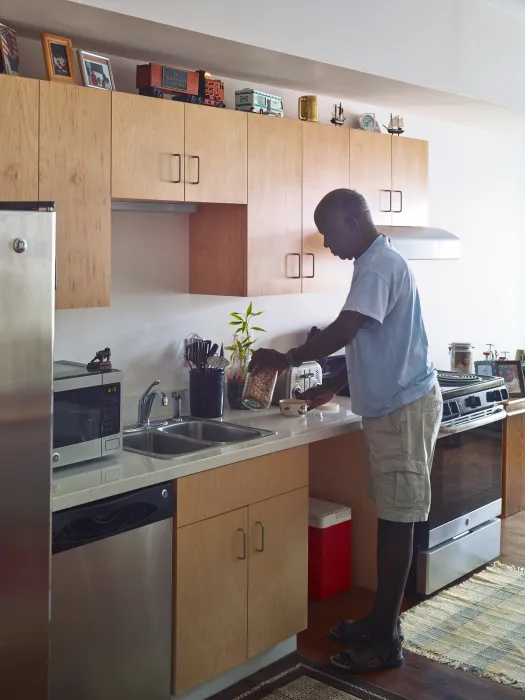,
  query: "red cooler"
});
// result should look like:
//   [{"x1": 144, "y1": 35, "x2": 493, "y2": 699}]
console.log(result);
[{"x1": 308, "y1": 497, "x2": 352, "y2": 601}]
